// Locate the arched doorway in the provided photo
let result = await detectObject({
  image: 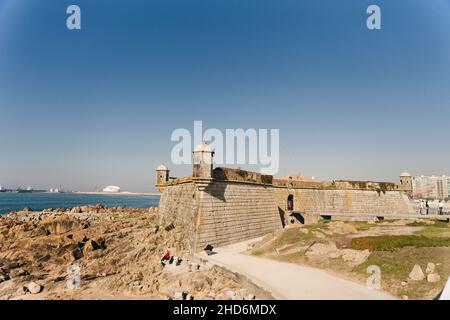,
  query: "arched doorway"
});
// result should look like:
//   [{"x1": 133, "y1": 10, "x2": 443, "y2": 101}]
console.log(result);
[{"x1": 287, "y1": 194, "x2": 294, "y2": 211}]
